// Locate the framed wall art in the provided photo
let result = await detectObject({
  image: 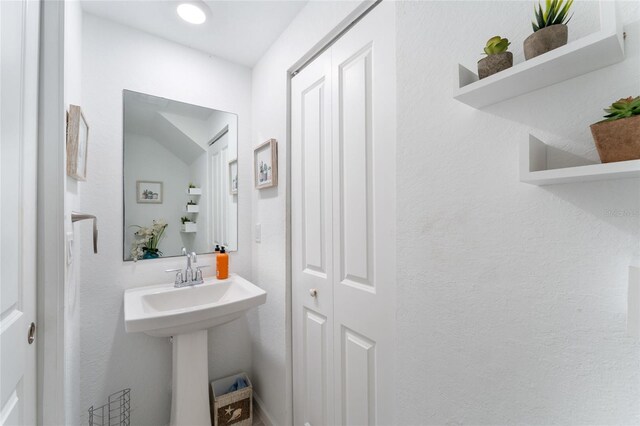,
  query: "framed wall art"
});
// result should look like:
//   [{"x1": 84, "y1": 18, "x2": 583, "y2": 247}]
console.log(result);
[
  {"x1": 229, "y1": 159, "x2": 238, "y2": 195},
  {"x1": 136, "y1": 180, "x2": 163, "y2": 204},
  {"x1": 66, "y1": 104, "x2": 89, "y2": 180},
  {"x1": 254, "y1": 139, "x2": 277, "y2": 189}
]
